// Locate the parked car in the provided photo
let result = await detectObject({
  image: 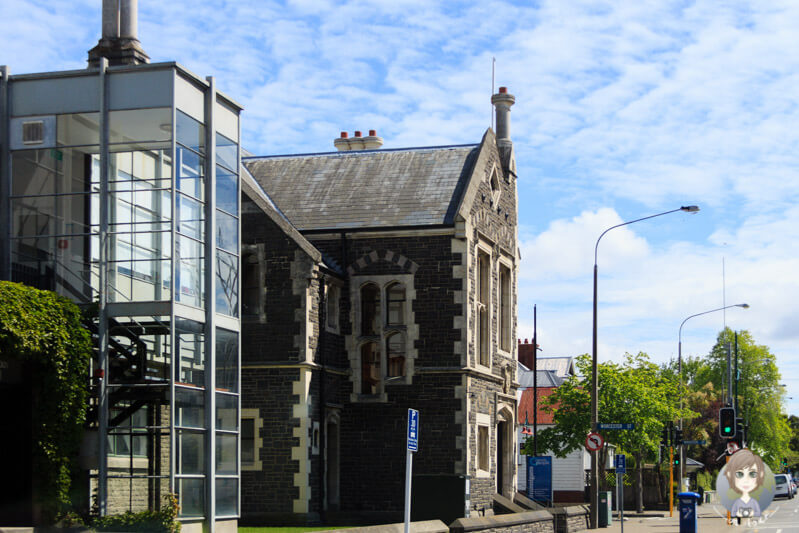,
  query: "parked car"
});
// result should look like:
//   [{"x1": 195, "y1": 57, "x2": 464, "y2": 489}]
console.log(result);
[{"x1": 774, "y1": 474, "x2": 793, "y2": 499}]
